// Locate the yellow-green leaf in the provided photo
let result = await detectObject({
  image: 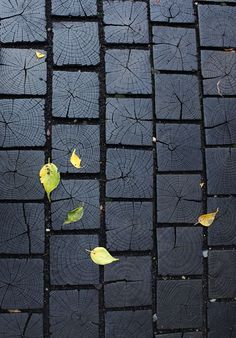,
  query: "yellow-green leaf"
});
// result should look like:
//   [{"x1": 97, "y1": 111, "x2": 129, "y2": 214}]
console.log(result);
[
  {"x1": 195, "y1": 208, "x2": 219, "y2": 227},
  {"x1": 63, "y1": 206, "x2": 84, "y2": 225},
  {"x1": 86, "y1": 247, "x2": 119, "y2": 265},
  {"x1": 70, "y1": 149, "x2": 82, "y2": 169},
  {"x1": 39, "y1": 160, "x2": 60, "y2": 201},
  {"x1": 35, "y1": 51, "x2": 45, "y2": 59}
]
